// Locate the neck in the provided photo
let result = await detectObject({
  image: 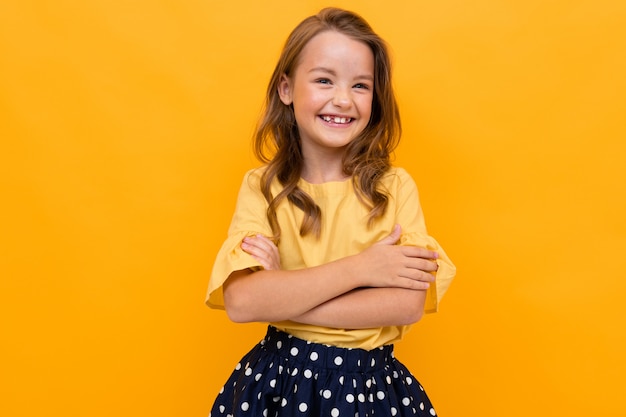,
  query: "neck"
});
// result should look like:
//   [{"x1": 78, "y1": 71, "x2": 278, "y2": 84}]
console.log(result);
[{"x1": 301, "y1": 154, "x2": 348, "y2": 184}]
